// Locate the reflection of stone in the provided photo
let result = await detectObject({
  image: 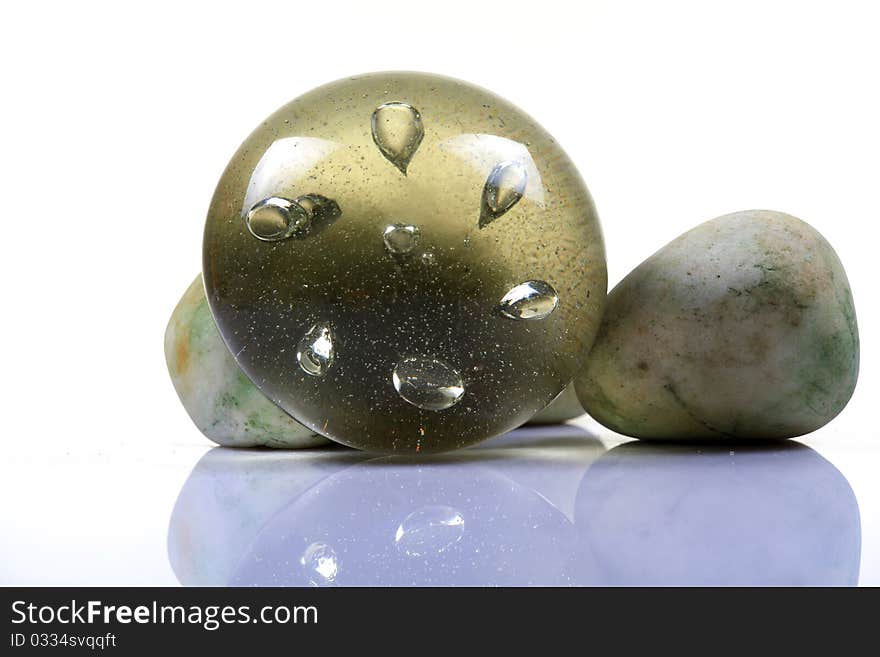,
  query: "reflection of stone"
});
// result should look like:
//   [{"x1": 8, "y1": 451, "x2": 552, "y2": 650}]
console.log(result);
[
  {"x1": 167, "y1": 446, "x2": 364, "y2": 586},
  {"x1": 574, "y1": 441, "x2": 861, "y2": 586},
  {"x1": 168, "y1": 427, "x2": 603, "y2": 586}
]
